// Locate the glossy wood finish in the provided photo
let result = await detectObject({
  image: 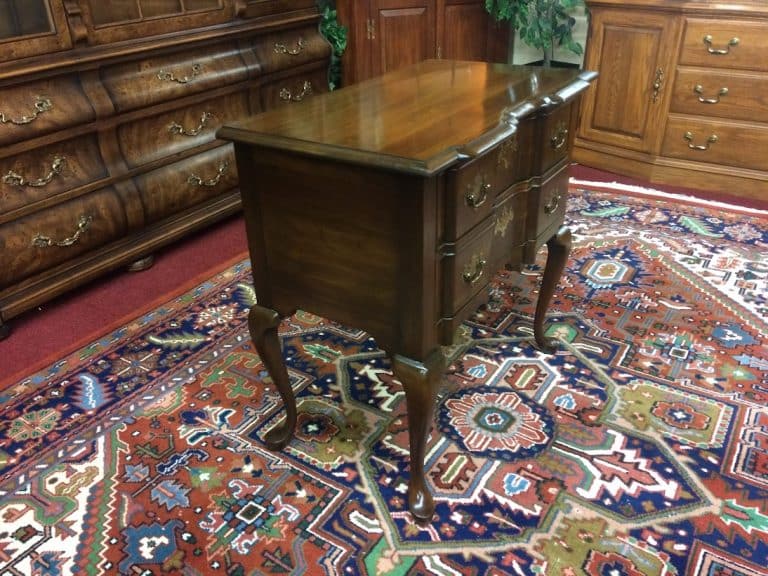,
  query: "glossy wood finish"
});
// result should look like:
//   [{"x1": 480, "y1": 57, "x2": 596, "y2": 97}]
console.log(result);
[
  {"x1": 337, "y1": 0, "x2": 509, "y2": 85},
  {"x1": 575, "y1": 0, "x2": 768, "y2": 203},
  {"x1": 0, "y1": 1, "x2": 330, "y2": 337},
  {"x1": 219, "y1": 61, "x2": 596, "y2": 521}
]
